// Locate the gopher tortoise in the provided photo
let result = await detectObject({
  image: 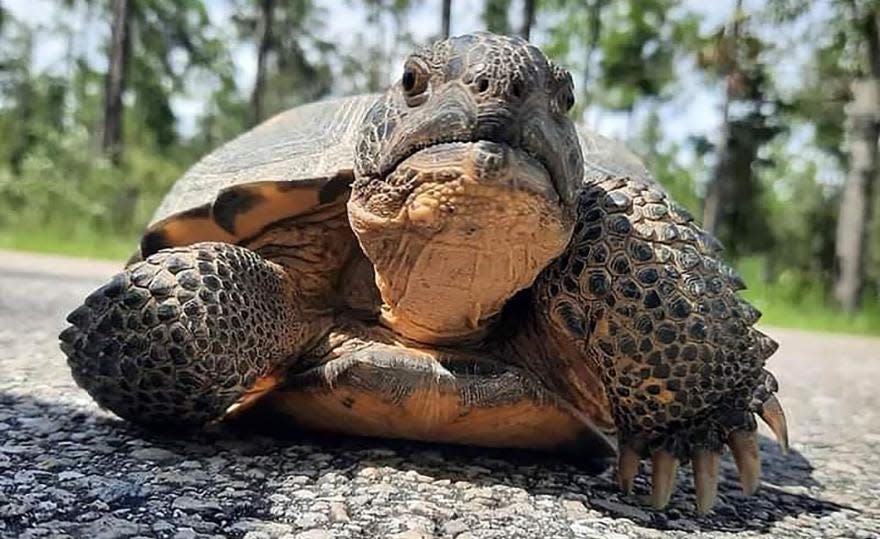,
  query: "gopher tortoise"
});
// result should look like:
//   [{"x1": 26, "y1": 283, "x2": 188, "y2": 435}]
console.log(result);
[{"x1": 60, "y1": 32, "x2": 787, "y2": 514}]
